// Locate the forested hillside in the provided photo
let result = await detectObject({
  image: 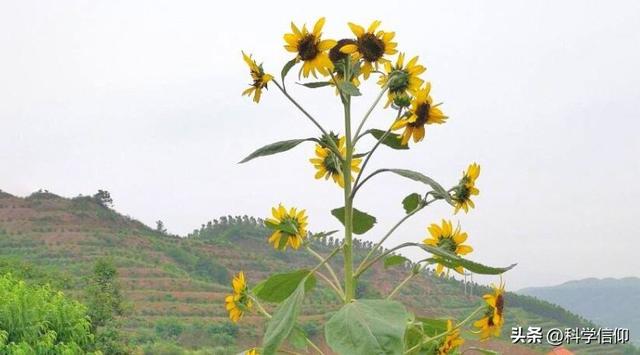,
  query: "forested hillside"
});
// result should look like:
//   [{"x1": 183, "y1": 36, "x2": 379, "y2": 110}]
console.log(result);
[{"x1": 0, "y1": 190, "x2": 636, "y2": 354}]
